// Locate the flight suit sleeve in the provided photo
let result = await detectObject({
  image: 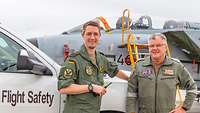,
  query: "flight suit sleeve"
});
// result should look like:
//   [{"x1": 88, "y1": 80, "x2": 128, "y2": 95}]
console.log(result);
[
  {"x1": 178, "y1": 63, "x2": 197, "y2": 110},
  {"x1": 105, "y1": 59, "x2": 119, "y2": 78},
  {"x1": 57, "y1": 59, "x2": 78, "y2": 90},
  {"x1": 126, "y1": 66, "x2": 138, "y2": 113}
]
